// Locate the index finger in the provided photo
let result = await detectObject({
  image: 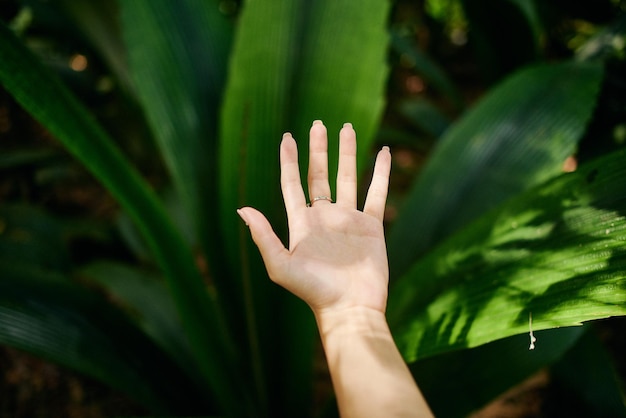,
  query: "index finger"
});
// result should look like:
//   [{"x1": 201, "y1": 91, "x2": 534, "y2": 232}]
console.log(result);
[{"x1": 280, "y1": 133, "x2": 307, "y2": 214}]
